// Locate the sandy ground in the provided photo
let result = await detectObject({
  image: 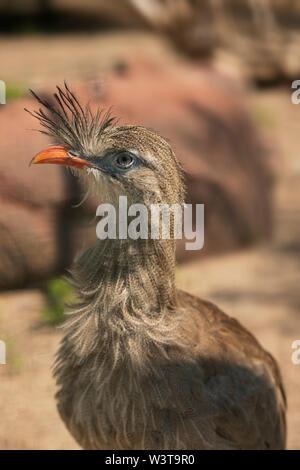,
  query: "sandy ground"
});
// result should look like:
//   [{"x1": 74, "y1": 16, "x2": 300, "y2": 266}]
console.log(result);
[{"x1": 0, "y1": 32, "x2": 300, "y2": 449}]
